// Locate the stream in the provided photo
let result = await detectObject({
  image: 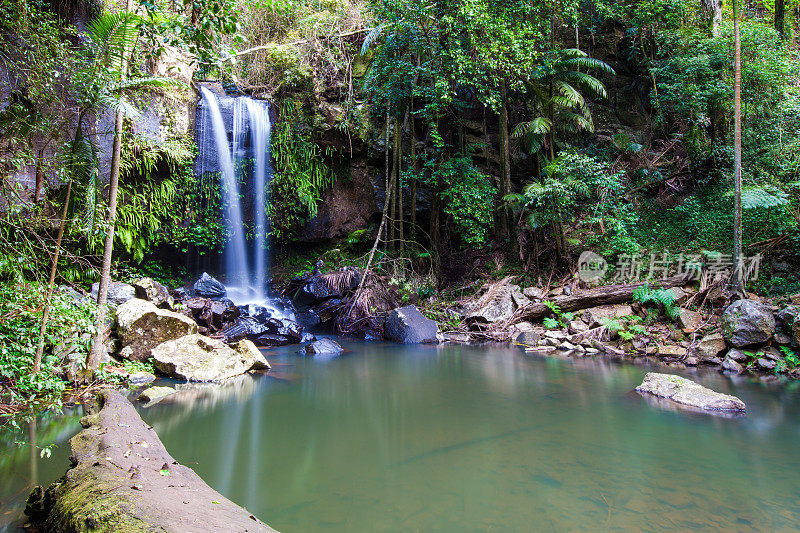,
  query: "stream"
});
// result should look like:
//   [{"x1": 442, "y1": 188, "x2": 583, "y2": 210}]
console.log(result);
[{"x1": 3, "y1": 341, "x2": 800, "y2": 531}]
